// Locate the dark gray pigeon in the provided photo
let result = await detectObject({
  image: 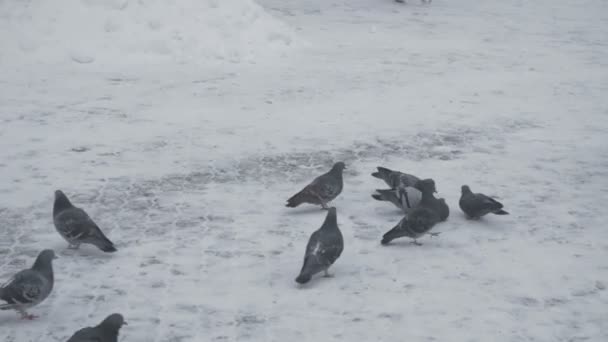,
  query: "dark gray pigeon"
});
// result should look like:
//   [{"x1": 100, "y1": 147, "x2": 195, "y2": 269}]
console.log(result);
[
  {"x1": 286, "y1": 162, "x2": 346, "y2": 209},
  {"x1": 67, "y1": 313, "x2": 127, "y2": 342},
  {"x1": 416, "y1": 179, "x2": 449, "y2": 221},
  {"x1": 53, "y1": 190, "x2": 117, "y2": 252},
  {"x1": 381, "y1": 207, "x2": 441, "y2": 245},
  {"x1": 371, "y1": 166, "x2": 420, "y2": 189},
  {"x1": 459, "y1": 185, "x2": 509, "y2": 219},
  {"x1": 0, "y1": 249, "x2": 57, "y2": 319},
  {"x1": 295, "y1": 207, "x2": 344, "y2": 284}
]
